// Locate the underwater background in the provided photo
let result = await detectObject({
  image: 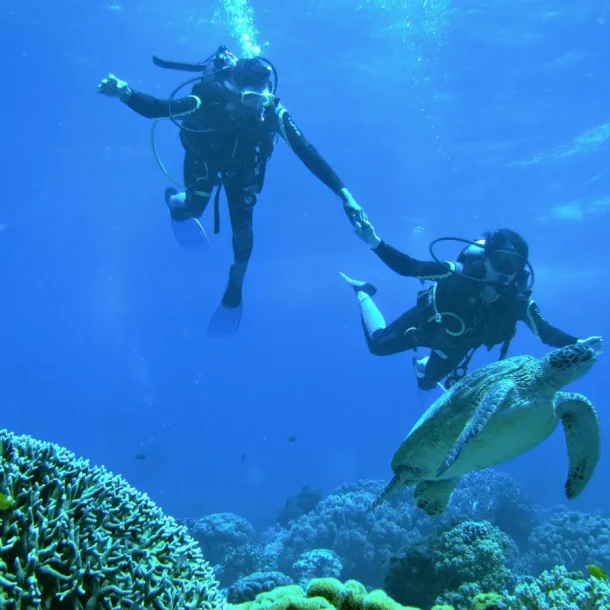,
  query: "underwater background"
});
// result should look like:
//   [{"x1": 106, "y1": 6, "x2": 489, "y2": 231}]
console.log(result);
[{"x1": 1, "y1": 0, "x2": 609, "y2": 608}]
